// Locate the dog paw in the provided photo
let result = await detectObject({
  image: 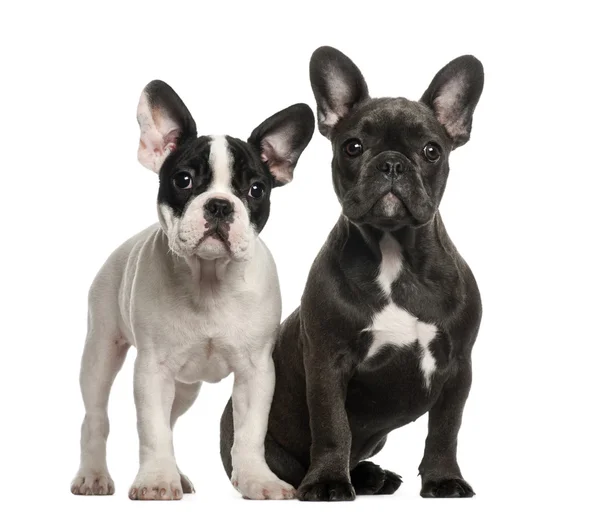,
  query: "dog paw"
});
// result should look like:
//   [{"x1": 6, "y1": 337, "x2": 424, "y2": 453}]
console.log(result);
[
  {"x1": 421, "y1": 477, "x2": 475, "y2": 498},
  {"x1": 179, "y1": 471, "x2": 195, "y2": 494},
  {"x1": 233, "y1": 472, "x2": 296, "y2": 500},
  {"x1": 377, "y1": 469, "x2": 403, "y2": 494},
  {"x1": 129, "y1": 468, "x2": 183, "y2": 501},
  {"x1": 297, "y1": 479, "x2": 356, "y2": 501},
  {"x1": 71, "y1": 470, "x2": 115, "y2": 495},
  {"x1": 350, "y1": 461, "x2": 402, "y2": 495}
]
